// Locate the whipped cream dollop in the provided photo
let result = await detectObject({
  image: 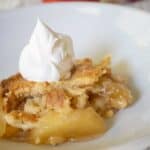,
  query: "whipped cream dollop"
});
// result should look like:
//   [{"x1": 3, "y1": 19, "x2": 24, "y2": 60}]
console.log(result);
[{"x1": 19, "y1": 19, "x2": 74, "y2": 82}]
